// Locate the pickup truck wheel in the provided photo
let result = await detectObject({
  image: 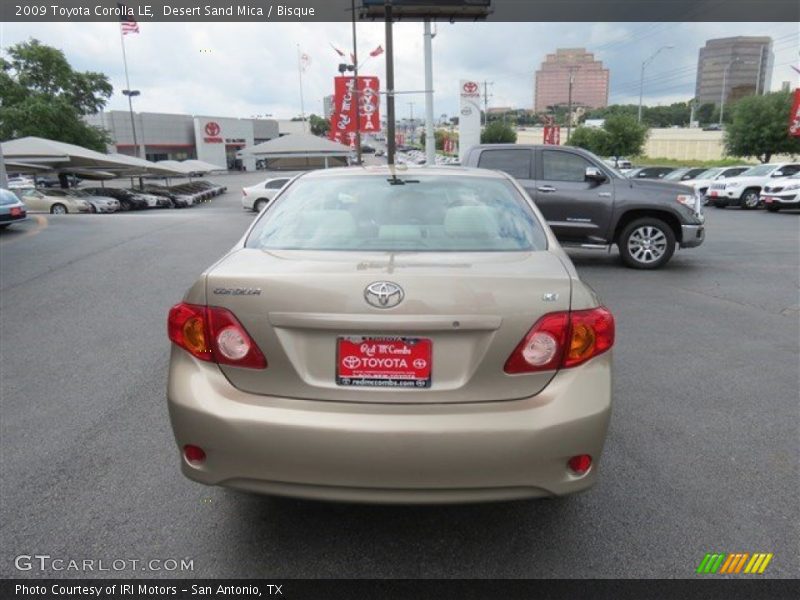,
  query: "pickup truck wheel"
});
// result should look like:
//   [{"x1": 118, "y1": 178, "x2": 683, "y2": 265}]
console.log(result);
[
  {"x1": 618, "y1": 218, "x2": 676, "y2": 269},
  {"x1": 741, "y1": 189, "x2": 760, "y2": 209}
]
